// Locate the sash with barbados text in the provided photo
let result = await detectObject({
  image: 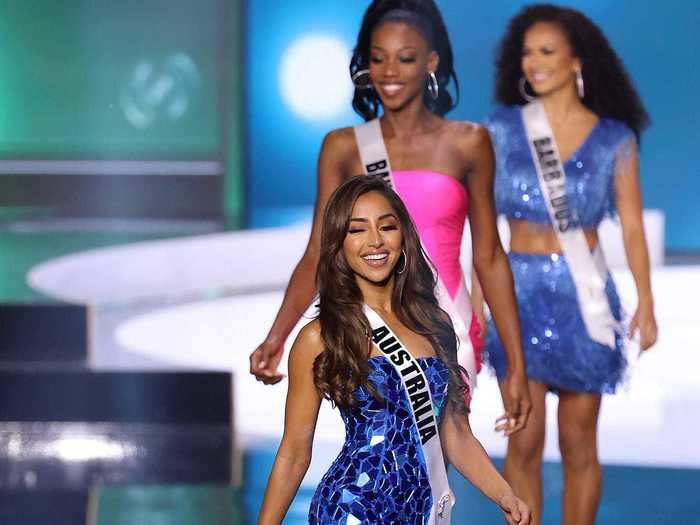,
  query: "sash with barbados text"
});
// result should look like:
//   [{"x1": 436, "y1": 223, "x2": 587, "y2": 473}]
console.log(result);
[{"x1": 521, "y1": 100, "x2": 618, "y2": 348}]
